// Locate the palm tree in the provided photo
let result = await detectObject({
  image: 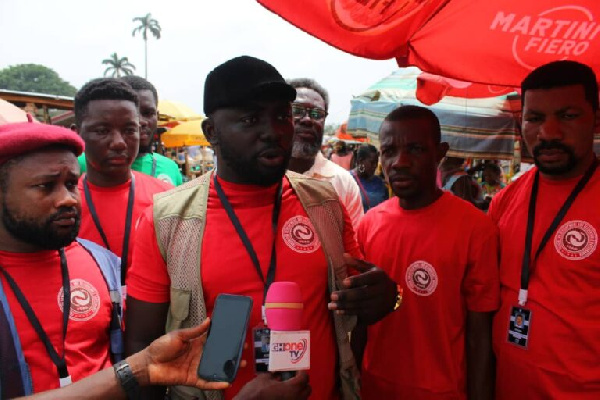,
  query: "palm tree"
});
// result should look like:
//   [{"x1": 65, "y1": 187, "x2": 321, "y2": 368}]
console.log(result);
[
  {"x1": 102, "y1": 53, "x2": 136, "y2": 78},
  {"x1": 132, "y1": 13, "x2": 161, "y2": 78}
]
